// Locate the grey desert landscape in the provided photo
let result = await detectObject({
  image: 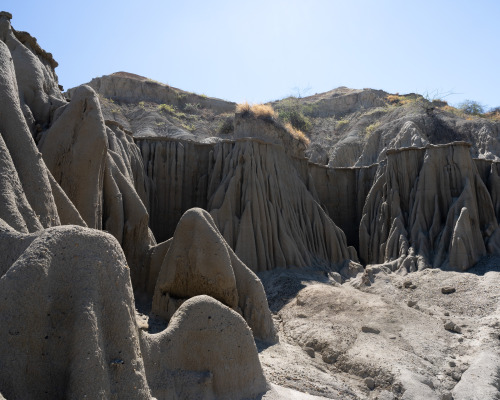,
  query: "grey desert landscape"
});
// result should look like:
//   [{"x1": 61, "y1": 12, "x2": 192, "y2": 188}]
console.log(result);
[{"x1": 2, "y1": 9, "x2": 500, "y2": 400}]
